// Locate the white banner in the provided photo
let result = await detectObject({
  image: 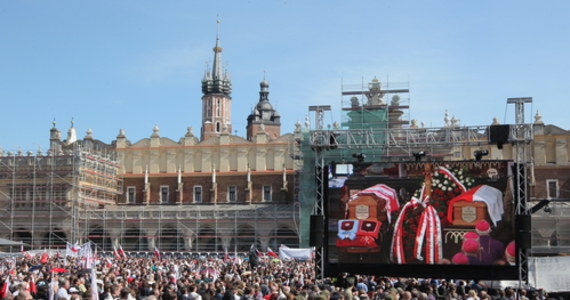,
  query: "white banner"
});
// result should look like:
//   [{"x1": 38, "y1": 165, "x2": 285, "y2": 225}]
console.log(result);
[
  {"x1": 279, "y1": 245, "x2": 313, "y2": 260},
  {"x1": 529, "y1": 256, "x2": 570, "y2": 292}
]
